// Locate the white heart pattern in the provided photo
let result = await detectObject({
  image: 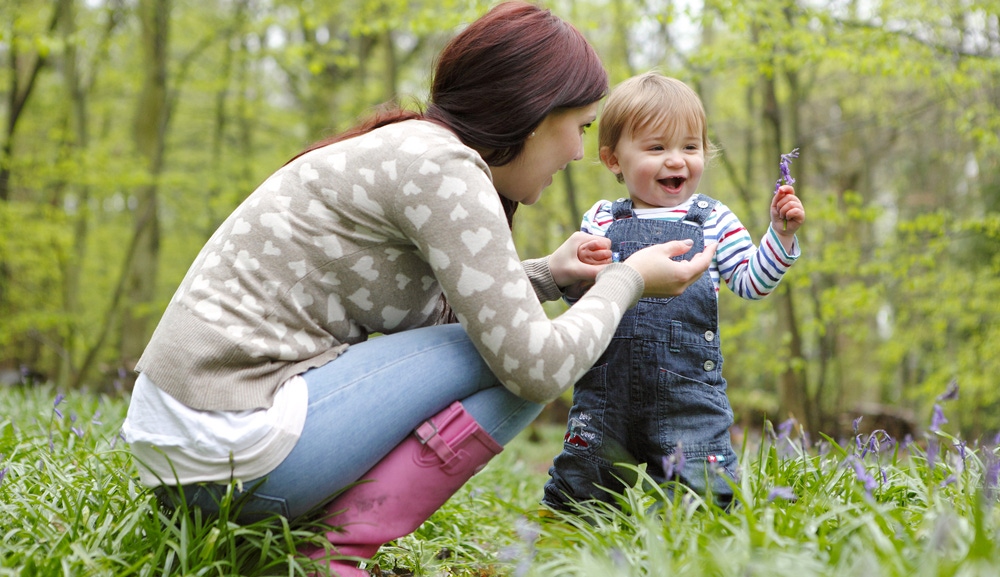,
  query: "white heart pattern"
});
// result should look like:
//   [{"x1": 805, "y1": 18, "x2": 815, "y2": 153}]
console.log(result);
[
  {"x1": 461, "y1": 227, "x2": 492, "y2": 256},
  {"x1": 299, "y1": 163, "x2": 319, "y2": 183},
  {"x1": 456, "y1": 264, "x2": 494, "y2": 296},
  {"x1": 404, "y1": 205, "x2": 431, "y2": 229}
]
